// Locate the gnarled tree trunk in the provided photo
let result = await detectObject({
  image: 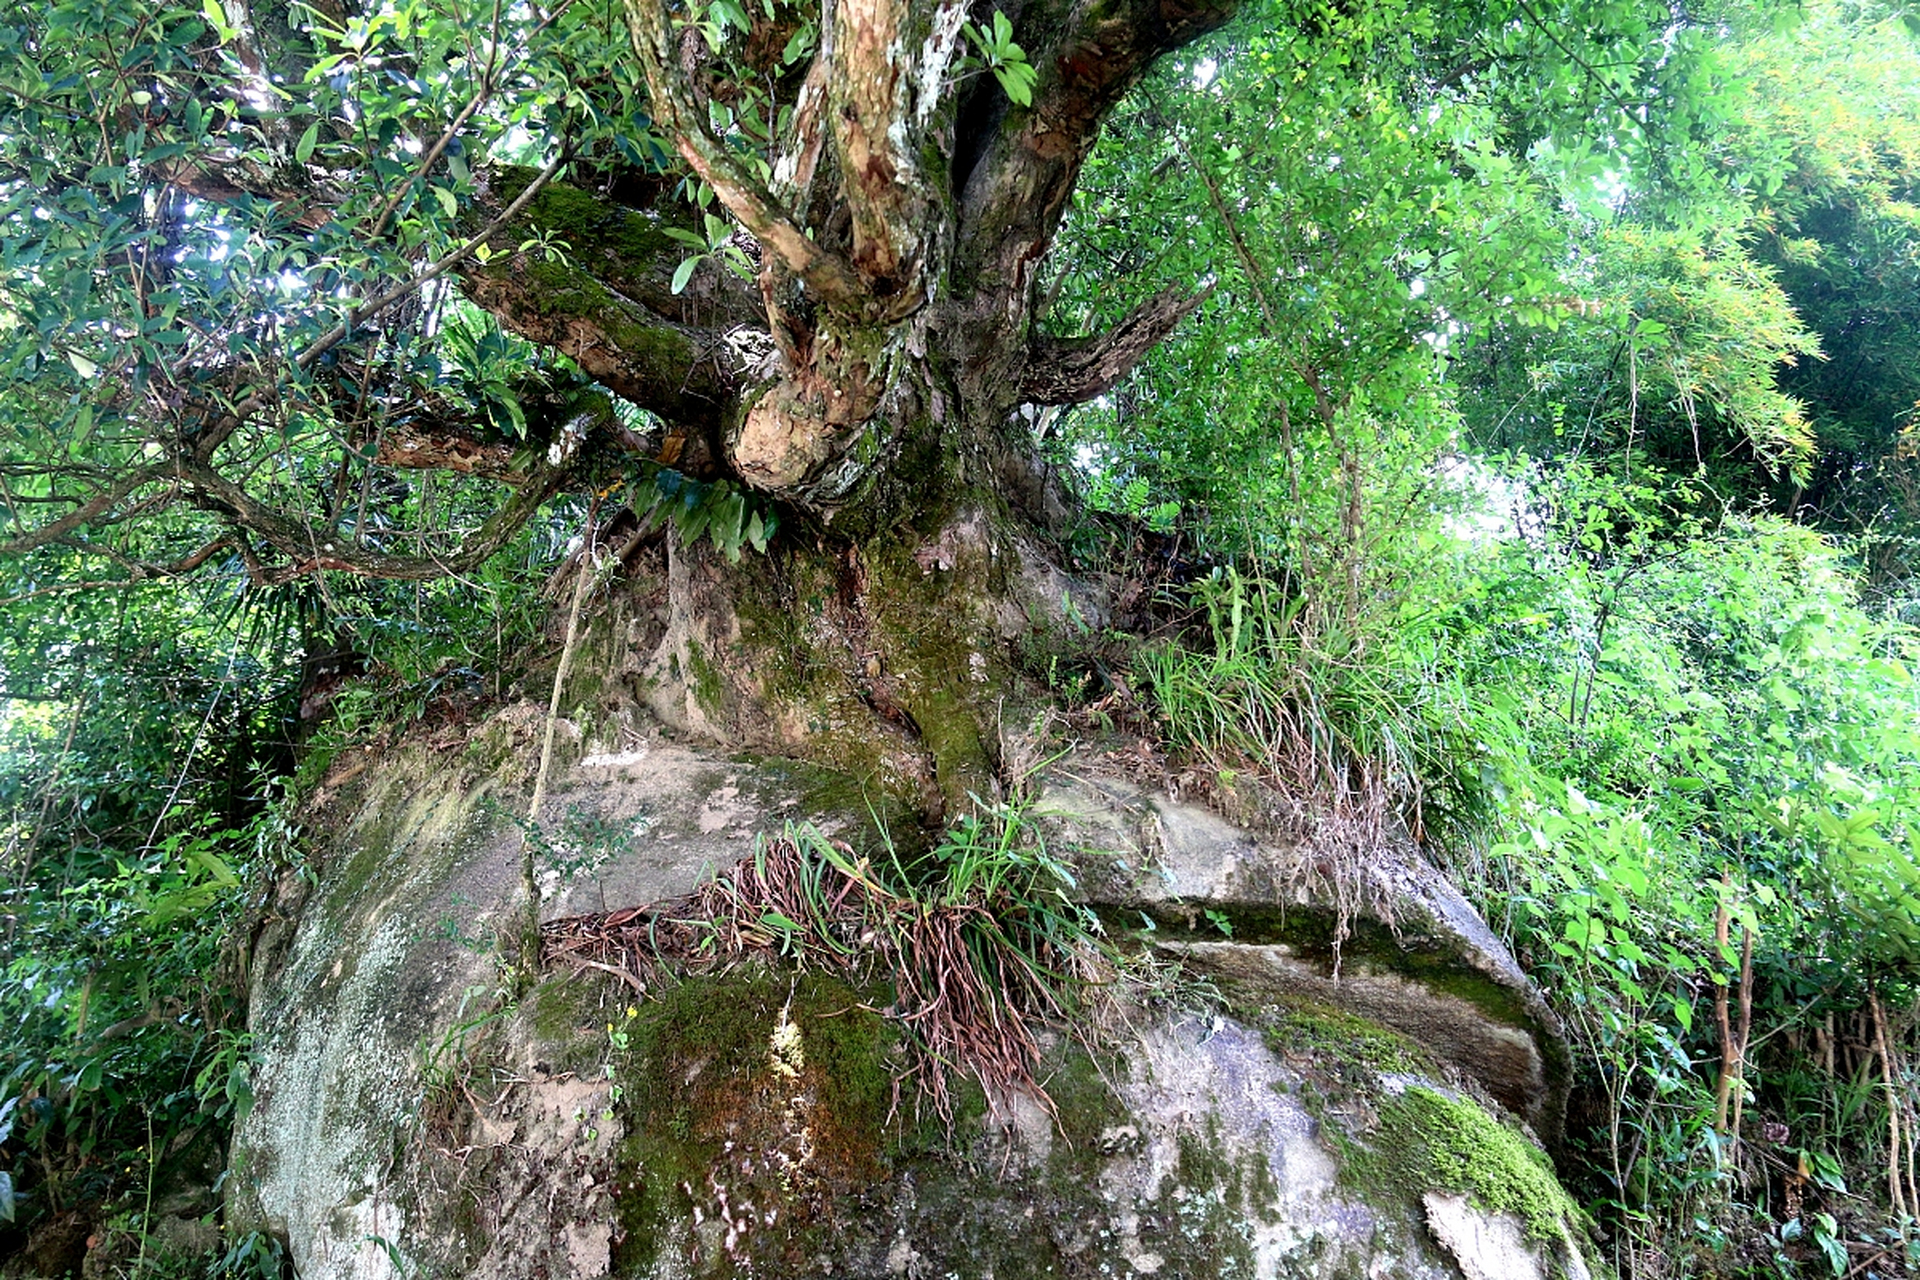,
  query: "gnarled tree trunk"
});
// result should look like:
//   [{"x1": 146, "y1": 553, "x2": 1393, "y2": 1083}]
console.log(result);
[{"x1": 444, "y1": 0, "x2": 1229, "y2": 812}]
